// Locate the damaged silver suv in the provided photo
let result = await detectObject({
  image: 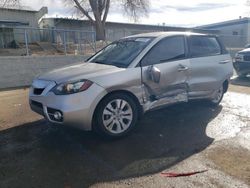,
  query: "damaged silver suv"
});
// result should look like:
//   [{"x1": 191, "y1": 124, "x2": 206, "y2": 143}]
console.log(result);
[{"x1": 29, "y1": 32, "x2": 233, "y2": 138}]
